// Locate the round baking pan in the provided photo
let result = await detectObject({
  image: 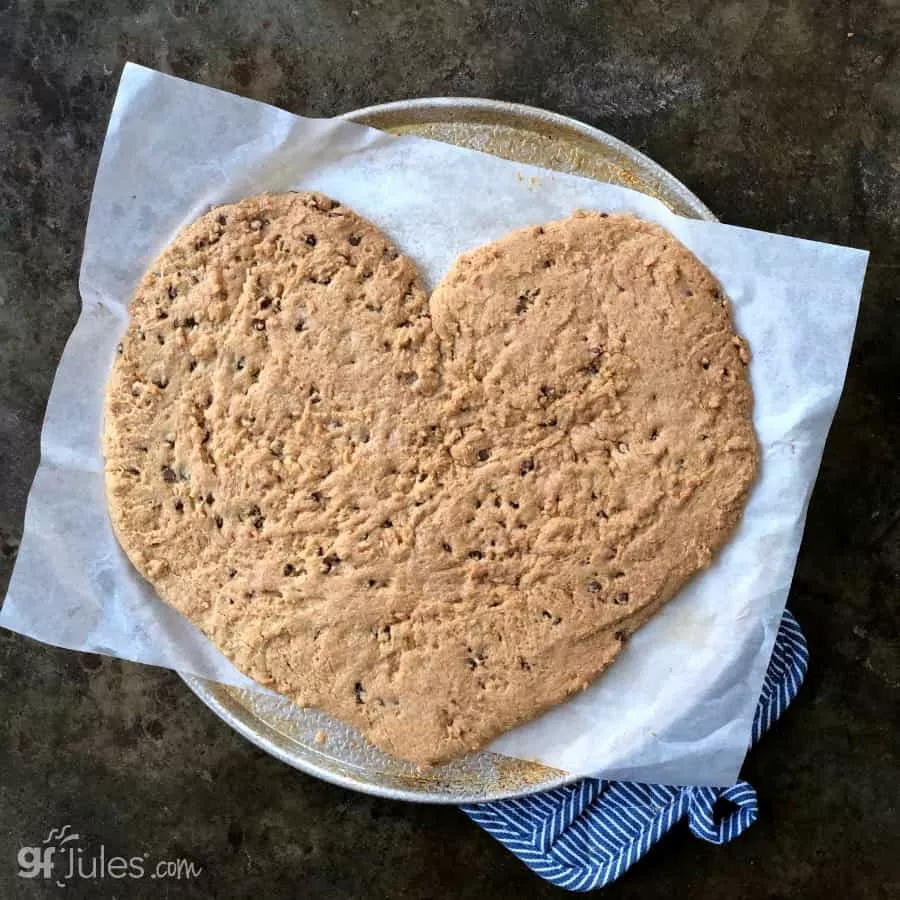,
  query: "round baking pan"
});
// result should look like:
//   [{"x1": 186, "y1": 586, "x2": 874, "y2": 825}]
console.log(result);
[{"x1": 180, "y1": 98, "x2": 716, "y2": 804}]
